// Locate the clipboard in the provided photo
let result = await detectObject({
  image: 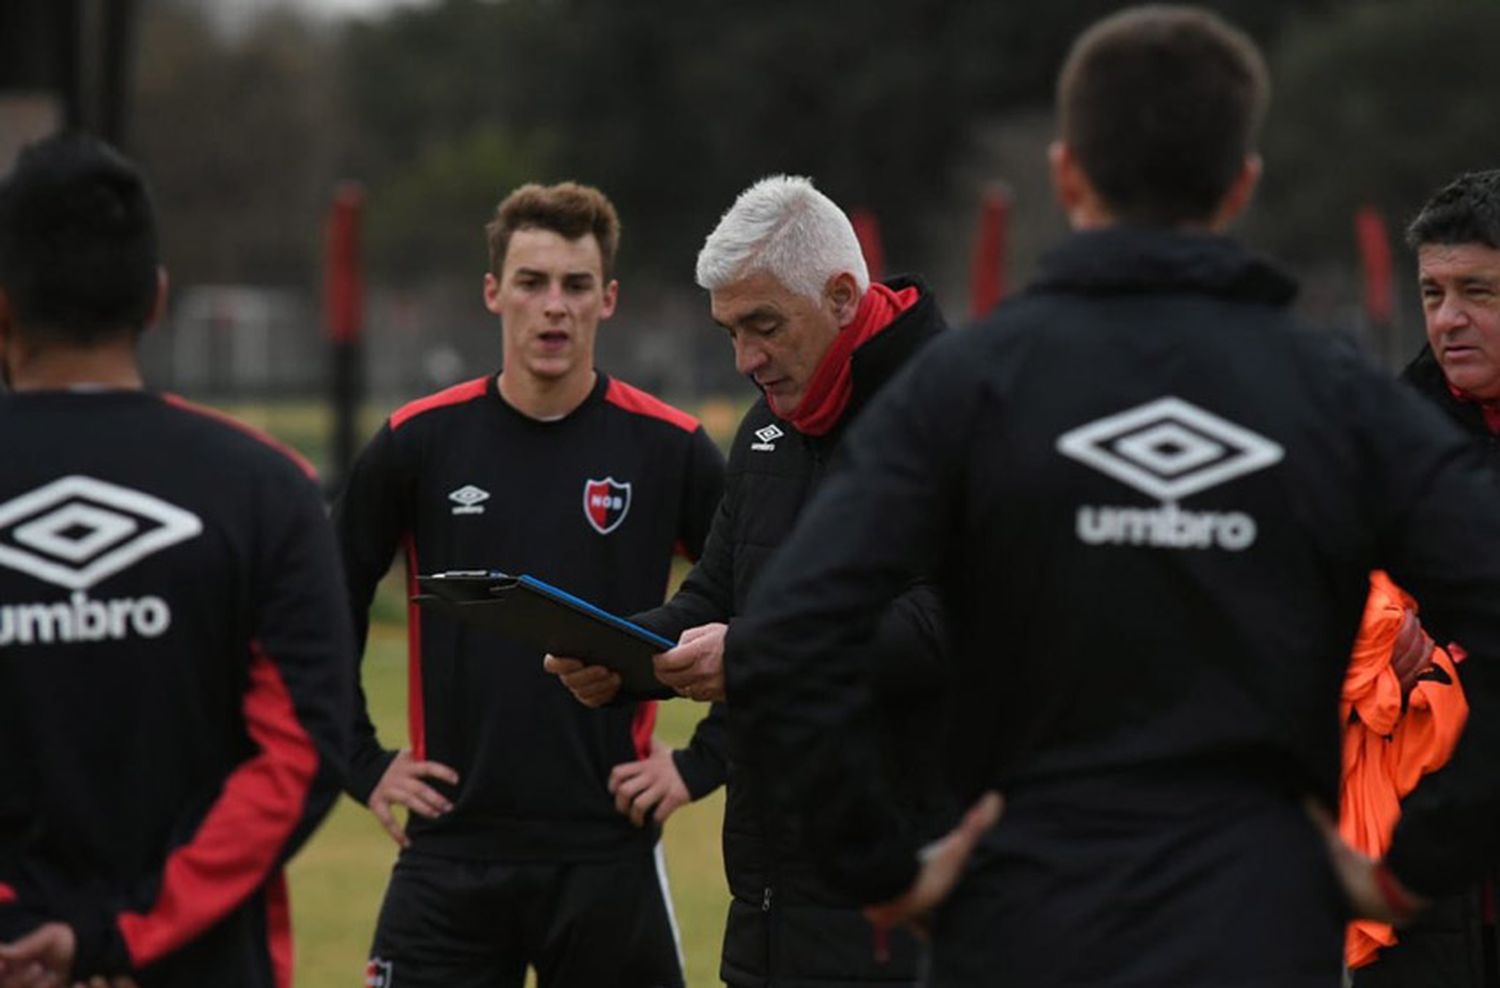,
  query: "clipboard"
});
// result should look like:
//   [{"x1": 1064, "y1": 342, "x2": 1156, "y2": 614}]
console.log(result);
[{"x1": 414, "y1": 571, "x2": 673, "y2": 694}]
